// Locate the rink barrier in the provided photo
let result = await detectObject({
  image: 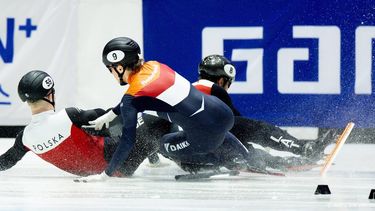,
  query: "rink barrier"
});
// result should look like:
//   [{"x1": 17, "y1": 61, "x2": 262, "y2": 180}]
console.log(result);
[{"x1": 0, "y1": 126, "x2": 25, "y2": 137}]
